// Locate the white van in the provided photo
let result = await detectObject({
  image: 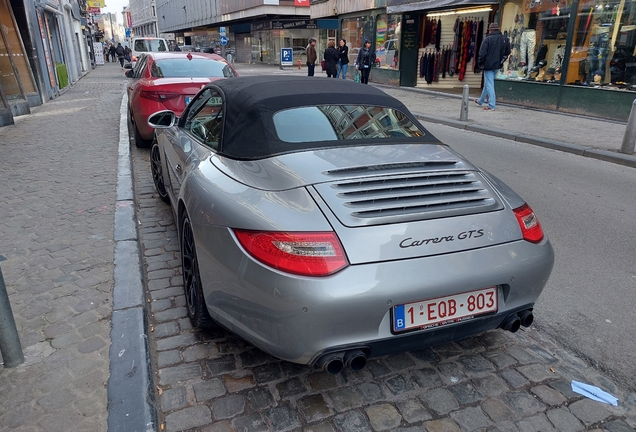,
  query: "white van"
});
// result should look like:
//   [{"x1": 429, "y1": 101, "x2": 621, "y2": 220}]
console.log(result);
[{"x1": 131, "y1": 37, "x2": 169, "y2": 66}]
